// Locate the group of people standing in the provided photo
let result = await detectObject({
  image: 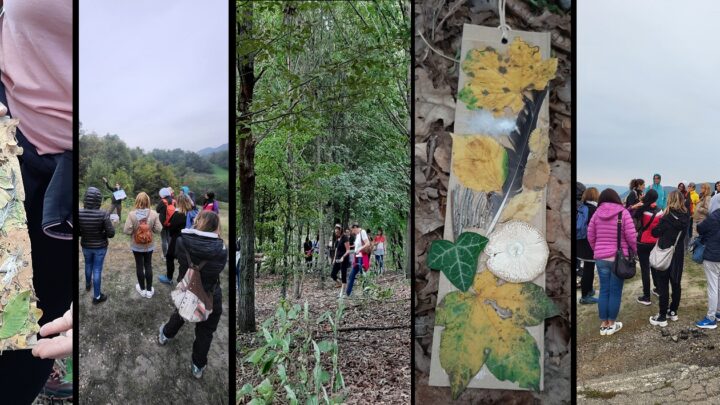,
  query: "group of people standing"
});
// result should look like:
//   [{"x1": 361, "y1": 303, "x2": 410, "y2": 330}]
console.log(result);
[
  {"x1": 330, "y1": 223, "x2": 387, "y2": 298},
  {"x1": 577, "y1": 173, "x2": 720, "y2": 336},
  {"x1": 78, "y1": 179, "x2": 226, "y2": 378}
]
